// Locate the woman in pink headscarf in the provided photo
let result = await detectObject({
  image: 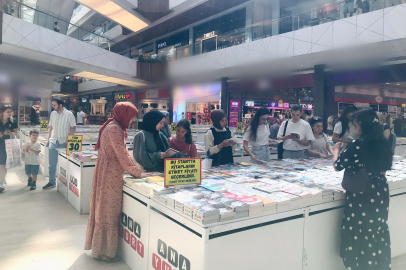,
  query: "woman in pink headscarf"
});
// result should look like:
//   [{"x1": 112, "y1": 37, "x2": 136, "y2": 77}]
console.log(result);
[{"x1": 85, "y1": 102, "x2": 144, "y2": 261}]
